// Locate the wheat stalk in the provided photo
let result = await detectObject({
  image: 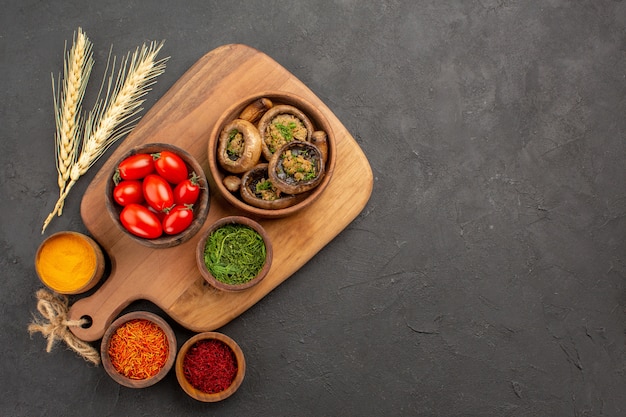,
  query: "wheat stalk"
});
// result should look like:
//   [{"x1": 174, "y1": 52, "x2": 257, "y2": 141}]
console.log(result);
[
  {"x1": 52, "y1": 27, "x2": 94, "y2": 214},
  {"x1": 42, "y1": 40, "x2": 168, "y2": 233}
]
